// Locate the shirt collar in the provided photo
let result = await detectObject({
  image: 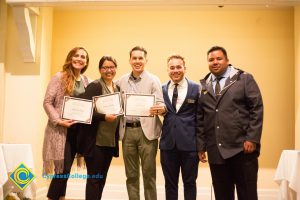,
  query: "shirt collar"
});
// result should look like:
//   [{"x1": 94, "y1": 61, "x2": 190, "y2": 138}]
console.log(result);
[
  {"x1": 129, "y1": 70, "x2": 145, "y2": 81},
  {"x1": 211, "y1": 65, "x2": 232, "y2": 82},
  {"x1": 170, "y1": 77, "x2": 186, "y2": 88}
]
